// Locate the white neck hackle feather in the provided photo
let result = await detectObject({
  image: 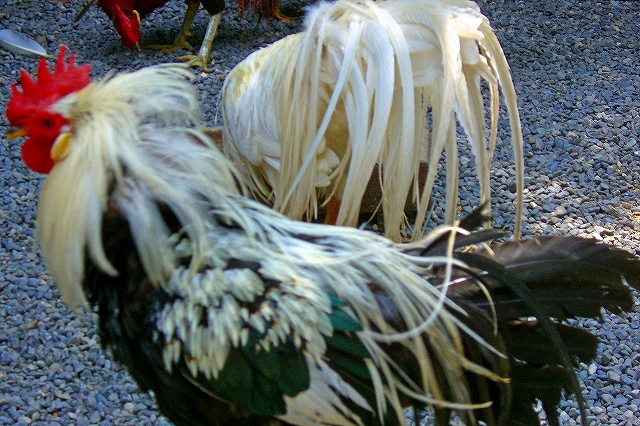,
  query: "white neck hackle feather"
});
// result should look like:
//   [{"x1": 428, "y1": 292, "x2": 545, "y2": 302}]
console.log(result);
[
  {"x1": 36, "y1": 63, "x2": 505, "y2": 423},
  {"x1": 222, "y1": 0, "x2": 524, "y2": 242},
  {"x1": 37, "y1": 64, "x2": 243, "y2": 308}
]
